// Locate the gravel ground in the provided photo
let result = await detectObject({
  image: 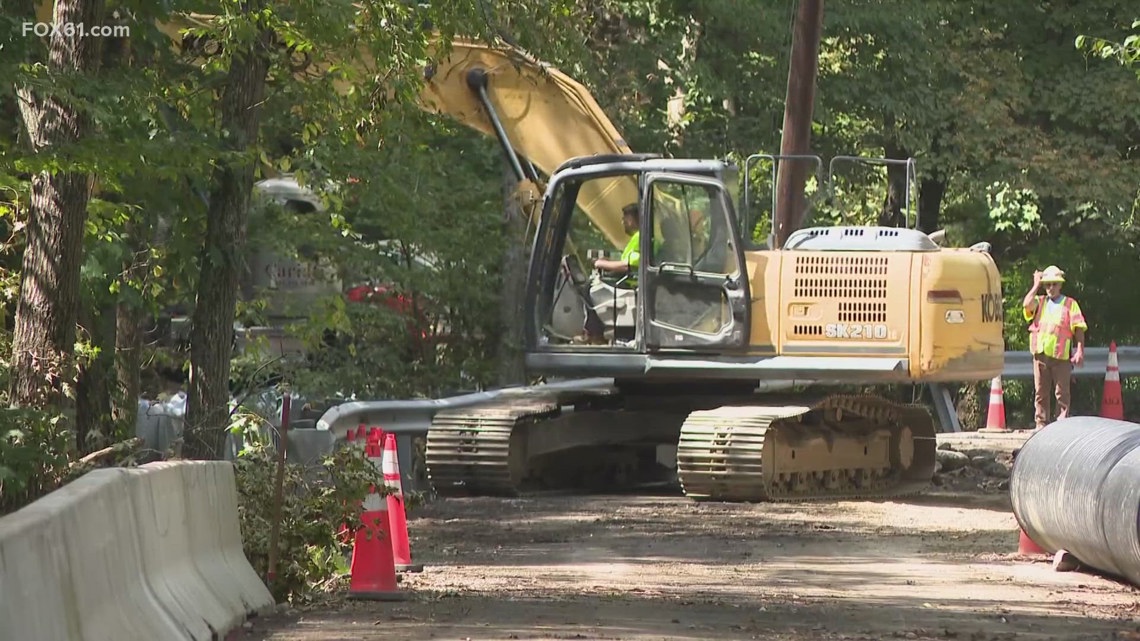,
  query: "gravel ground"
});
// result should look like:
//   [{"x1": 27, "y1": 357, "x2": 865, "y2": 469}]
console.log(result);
[{"x1": 239, "y1": 429, "x2": 1140, "y2": 641}]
